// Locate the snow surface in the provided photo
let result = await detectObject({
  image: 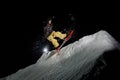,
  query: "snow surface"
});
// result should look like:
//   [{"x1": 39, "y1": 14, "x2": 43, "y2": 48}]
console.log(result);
[{"x1": 1, "y1": 30, "x2": 119, "y2": 80}]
